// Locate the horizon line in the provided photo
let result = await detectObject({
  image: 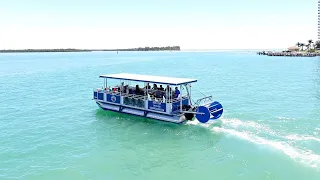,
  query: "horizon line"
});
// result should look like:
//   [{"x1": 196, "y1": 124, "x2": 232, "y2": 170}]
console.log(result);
[{"x1": 0, "y1": 48, "x2": 288, "y2": 50}]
